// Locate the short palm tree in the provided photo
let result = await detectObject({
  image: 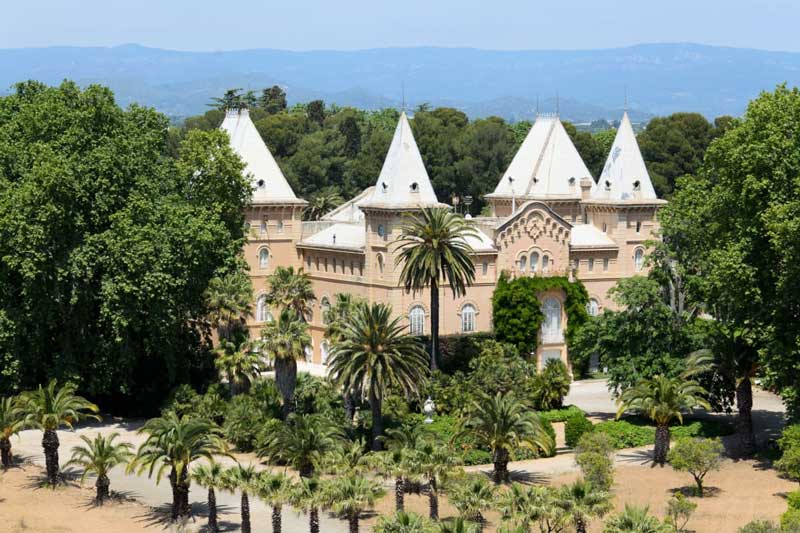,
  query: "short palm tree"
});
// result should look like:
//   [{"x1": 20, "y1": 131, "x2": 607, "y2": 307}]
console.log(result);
[
  {"x1": 327, "y1": 302, "x2": 429, "y2": 450},
  {"x1": 128, "y1": 412, "x2": 227, "y2": 521},
  {"x1": 19, "y1": 379, "x2": 100, "y2": 485},
  {"x1": 213, "y1": 338, "x2": 265, "y2": 395},
  {"x1": 374, "y1": 511, "x2": 432, "y2": 533},
  {"x1": 556, "y1": 479, "x2": 613, "y2": 533},
  {"x1": 497, "y1": 483, "x2": 567, "y2": 533},
  {"x1": 448, "y1": 474, "x2": 497, "y2": 533},
  {"x1": 261, "y1": 307, "x2": 312, "y2": 418},
  {"x1": 323, "y1": 474, "x2": 385, "y2": 533},
  {"x1": 65, "y1": 432, "x2": 133, "y2": 504},
  {"x1": 458, "y1": 392, "x2": 554, "y2": 483},
  {"x1": 616, "y1": 373, "x2": 711, "y2": 465},
  {"x1": 222, "y1": 464, "x2": 260, "y2": 533},
  {"x1": 259, "y1": 414, "x2": 343, "y2": 478},
  {"x1": 602, "y1": 504, "x2": 674, "y2": 533},
  {"x1": 204, "y1": 270, "x2": 254, "y2": 341},
  {"x1": 436, "y1": 518, "x2": 479, "y2": 533},
  {"x1": 192, "y1": 460, "x2": 226, "y2": 533},
  {"x1": 258, "y1": 471, "x2": 293, "y2": 533},
  {"x1": 0, "y1": 396, "x2": 23, "y2": 469},
  {"x1": 372, "y1": 447, "x2": 415, "y2": 513},
  {"x1": 290, "y1": 476, "x2": 326, "y2": 533},
  {"x1": 396, "y1": 207, "x2": 479, "y2": 371},
  {"x1": 324, "y1": 437, "x2": 372, "y2": 475},
  {"x1": 265, "y1": 266, "x2": 316, "y2": 322},
  {"x1": 412, "y1": 441, "x2": 463, "y2": 520}
]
